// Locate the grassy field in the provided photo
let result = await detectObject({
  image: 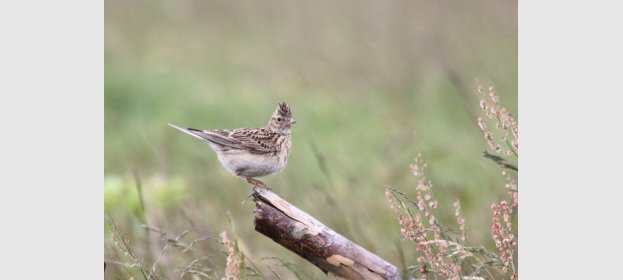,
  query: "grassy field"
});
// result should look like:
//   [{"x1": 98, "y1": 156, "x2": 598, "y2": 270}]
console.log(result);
[{"x1": 105, "y1": 0, "x2": 517, "y2": 278}]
